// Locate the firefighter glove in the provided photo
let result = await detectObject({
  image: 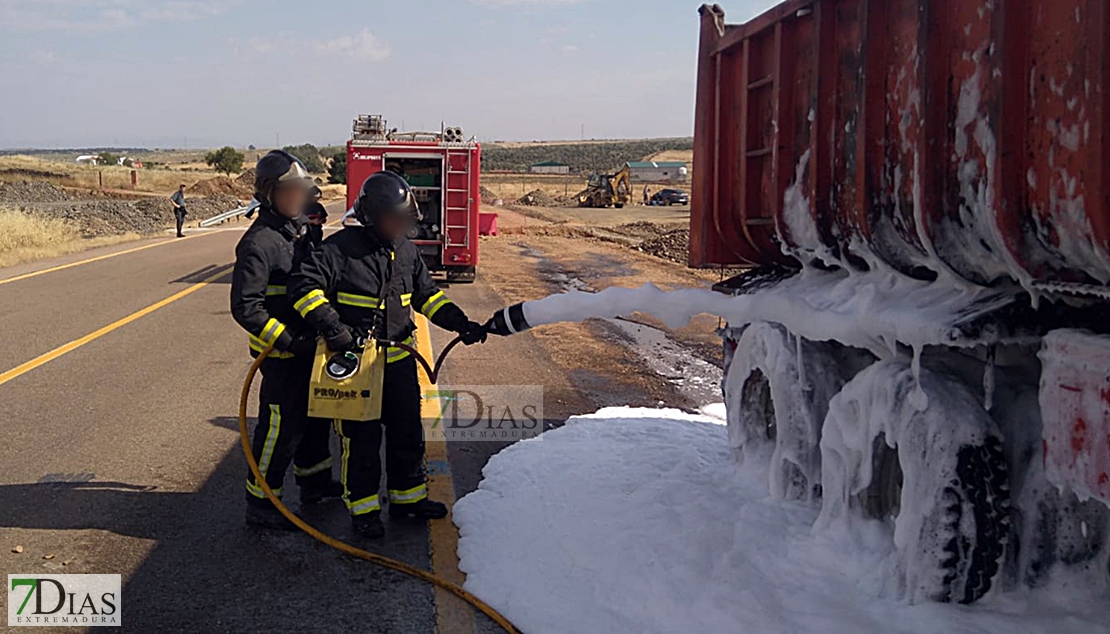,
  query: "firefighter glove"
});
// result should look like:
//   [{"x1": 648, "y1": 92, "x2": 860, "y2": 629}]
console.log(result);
[
  {"x1": 457, "y1": 320, "x2": 488, "y2": 346},
  {"x1": 290, "y1": 331, "x2": 318, "y2": 357},
  {"x1": 324, "y1": 324, "x2": 357, "y2": 353}
]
